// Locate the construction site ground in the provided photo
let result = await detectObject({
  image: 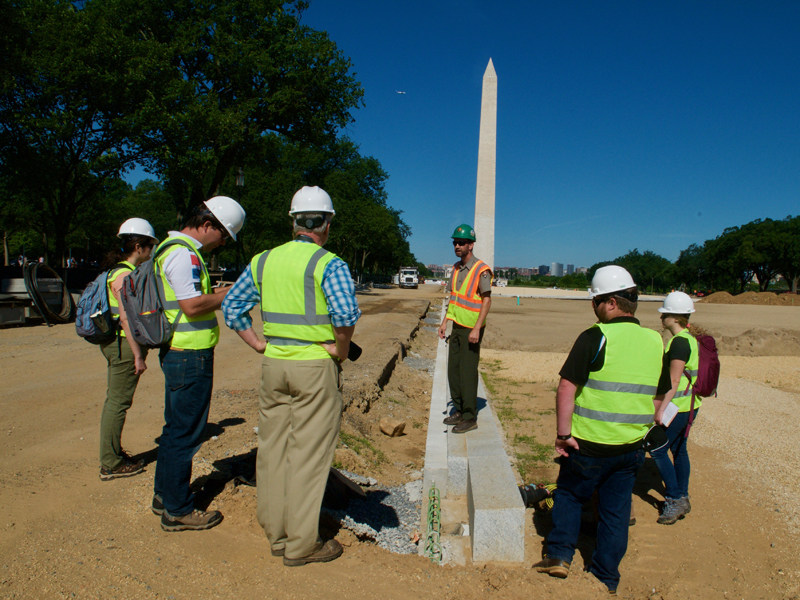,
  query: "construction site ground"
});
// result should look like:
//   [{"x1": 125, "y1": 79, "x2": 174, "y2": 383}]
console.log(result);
[{"x1": 2, "y1": 285, "x2": 799, "y2": 599}]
